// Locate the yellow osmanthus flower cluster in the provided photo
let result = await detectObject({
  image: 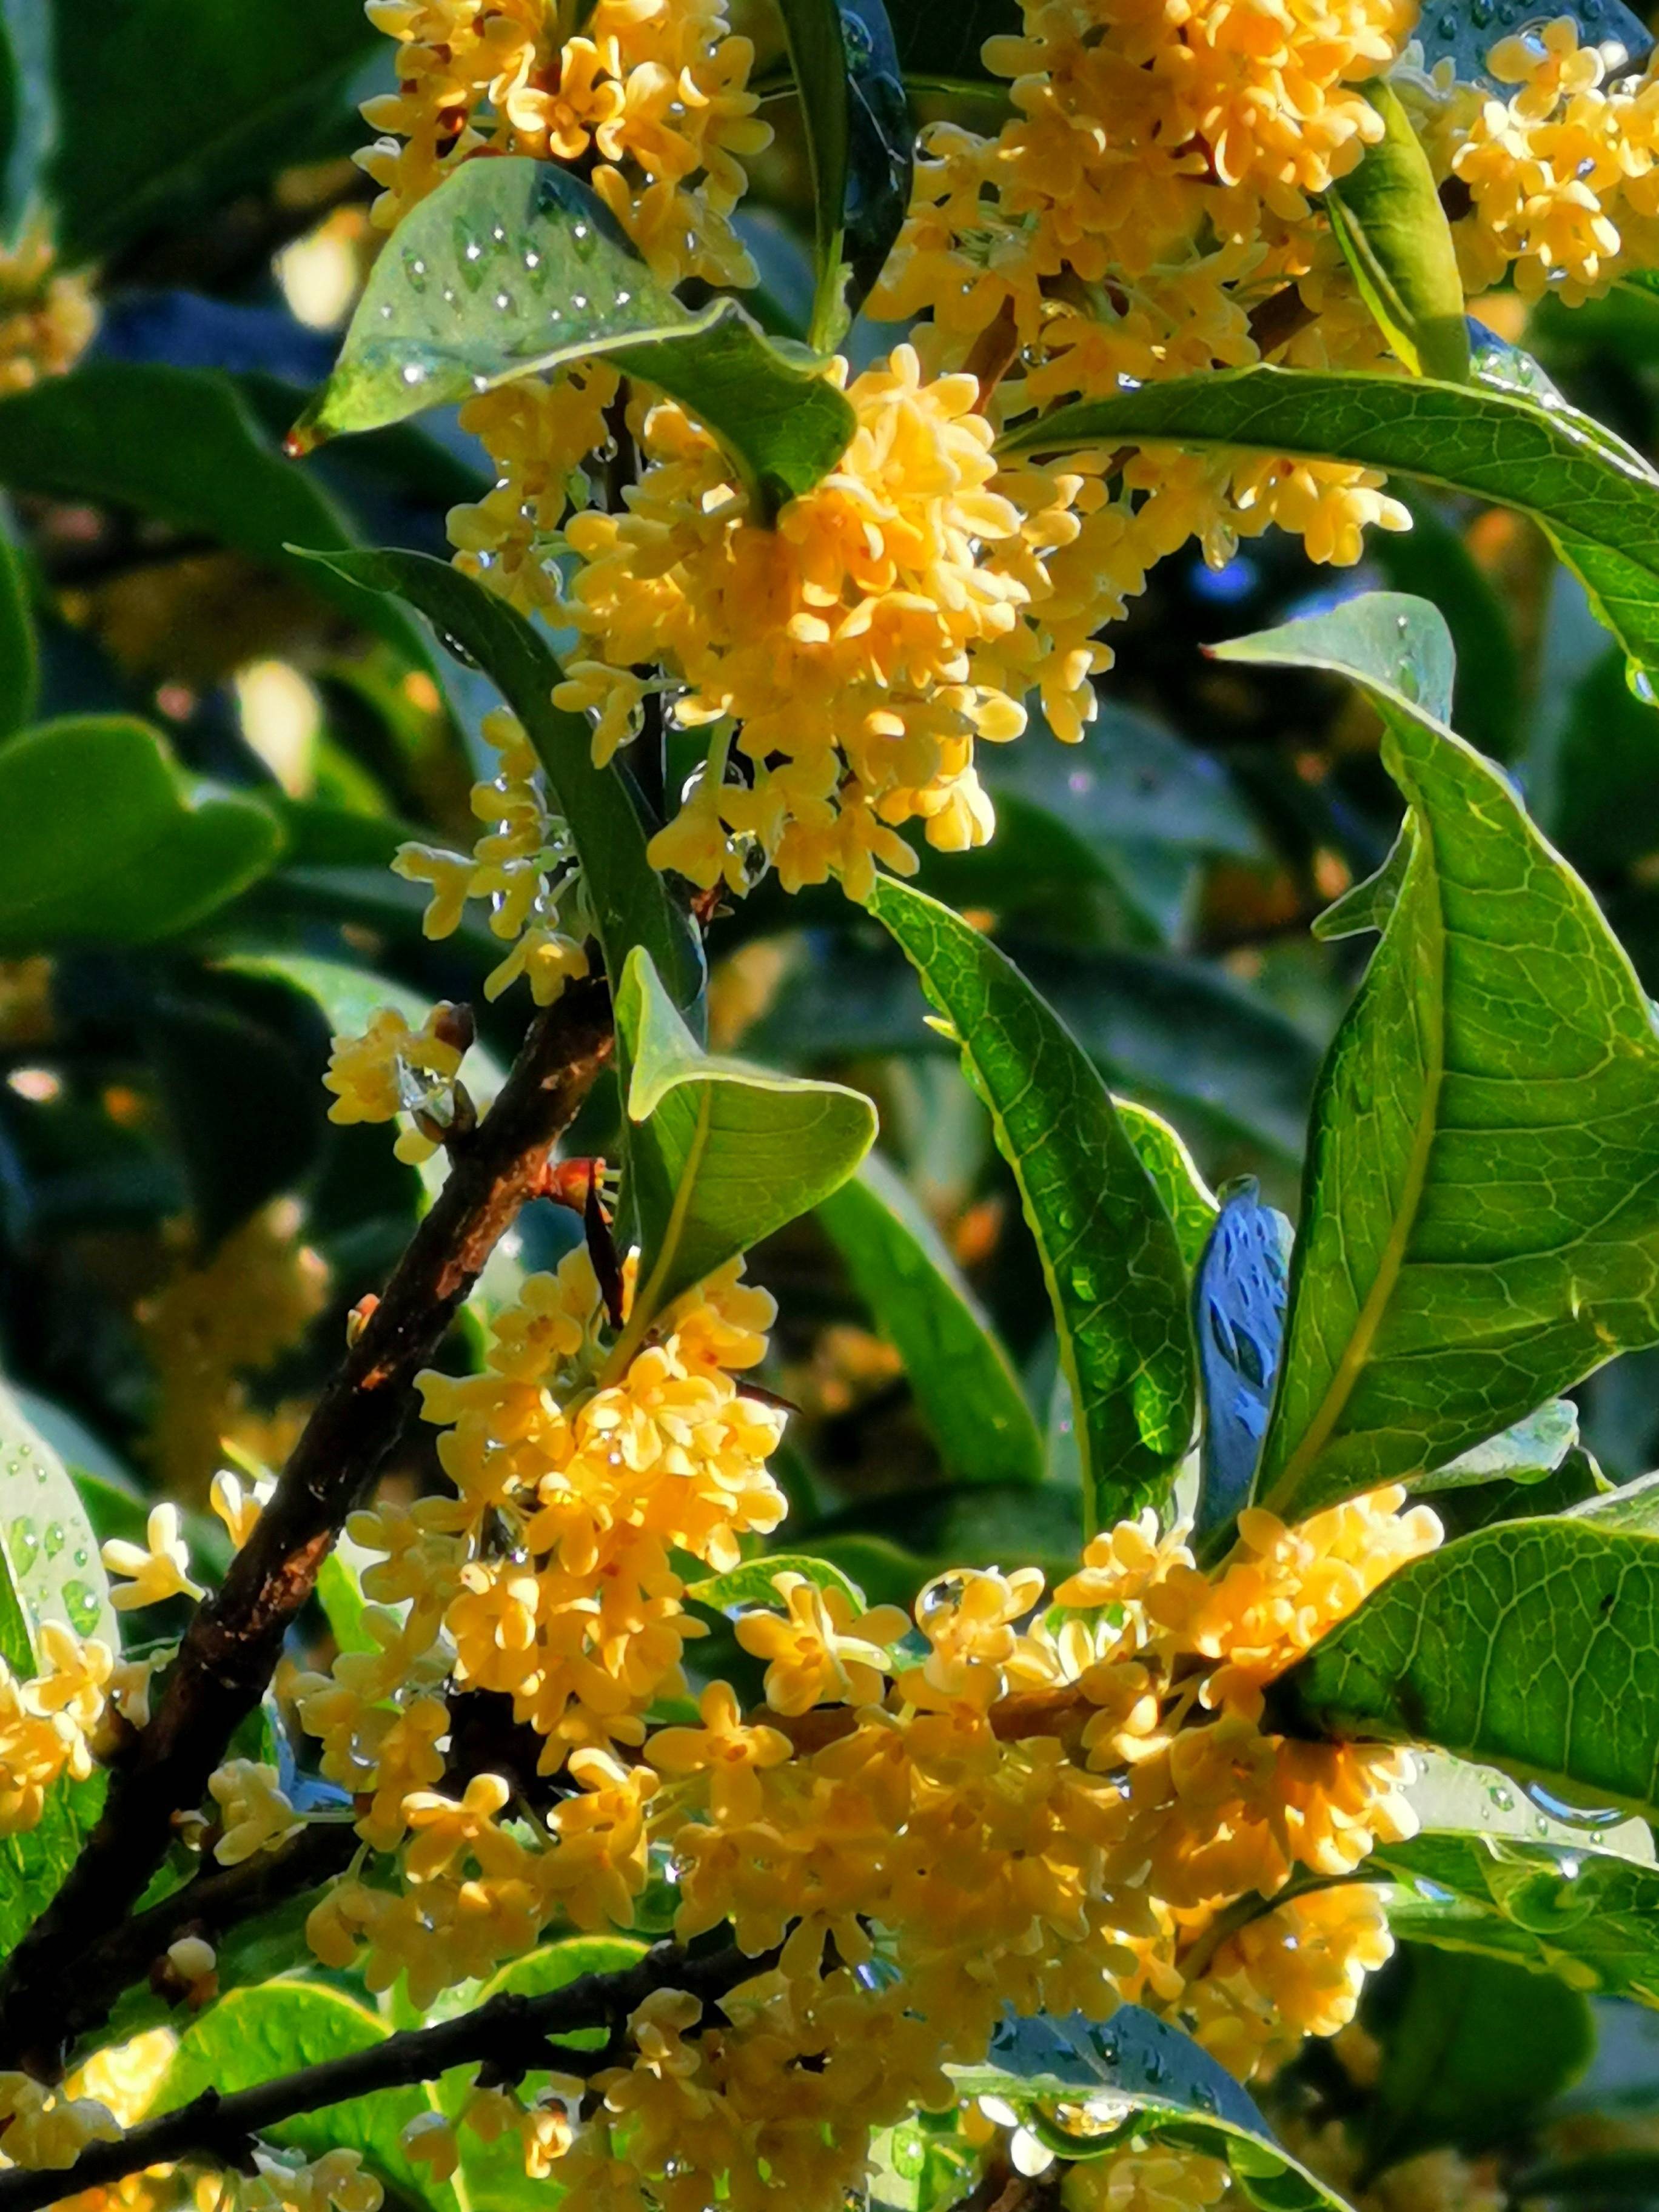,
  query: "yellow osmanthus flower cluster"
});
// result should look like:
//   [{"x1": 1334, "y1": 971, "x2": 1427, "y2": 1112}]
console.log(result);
[
  {"x1": 0, "y1": 230, "x2": 96, "y2": 397},
  {"x1": 136, "y1": 1201, "x2": 328, "y2": 1503},
  {"x1": 552, "y1": 344, "x2": 1095, "y2": 898},
  {"x1": 324, "y1": 1000, "x2": 474, "y2": 1164},
  {"x1": 356, "y1": 0, "x2": 770, "y2": 287},
  {"x1": 393, "y1": 706, "x2": 592, "y2": 1004},
  {"x1": 258, "y1": 1227, "x2": 1445, "y2": 2212}
]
